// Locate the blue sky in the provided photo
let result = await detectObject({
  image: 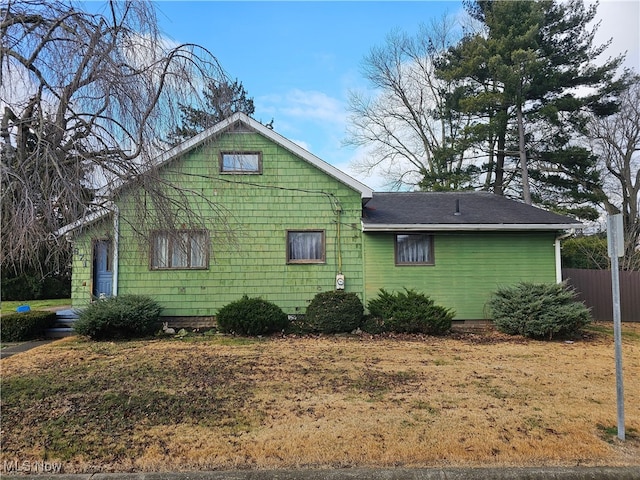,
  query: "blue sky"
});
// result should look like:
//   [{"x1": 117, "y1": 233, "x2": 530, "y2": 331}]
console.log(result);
[{"x1": 152, "y1": 1, "x2": 639, "y2": 190}]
